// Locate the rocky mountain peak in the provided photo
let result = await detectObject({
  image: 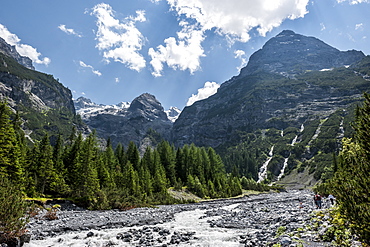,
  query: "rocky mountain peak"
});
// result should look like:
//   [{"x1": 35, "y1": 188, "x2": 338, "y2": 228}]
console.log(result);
[
  {"x1": 74, "y1": 96, "x2": 95, "y2": 110},
  {"x1": 0, "y1": 37, "x2": 35, "y2": 70},
  {"x1": 128, "y1": 93, "x2": 168, "y2": 121},
  {"x1": 239, "y1": 30, "x2": 365, "y2": 77}
]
